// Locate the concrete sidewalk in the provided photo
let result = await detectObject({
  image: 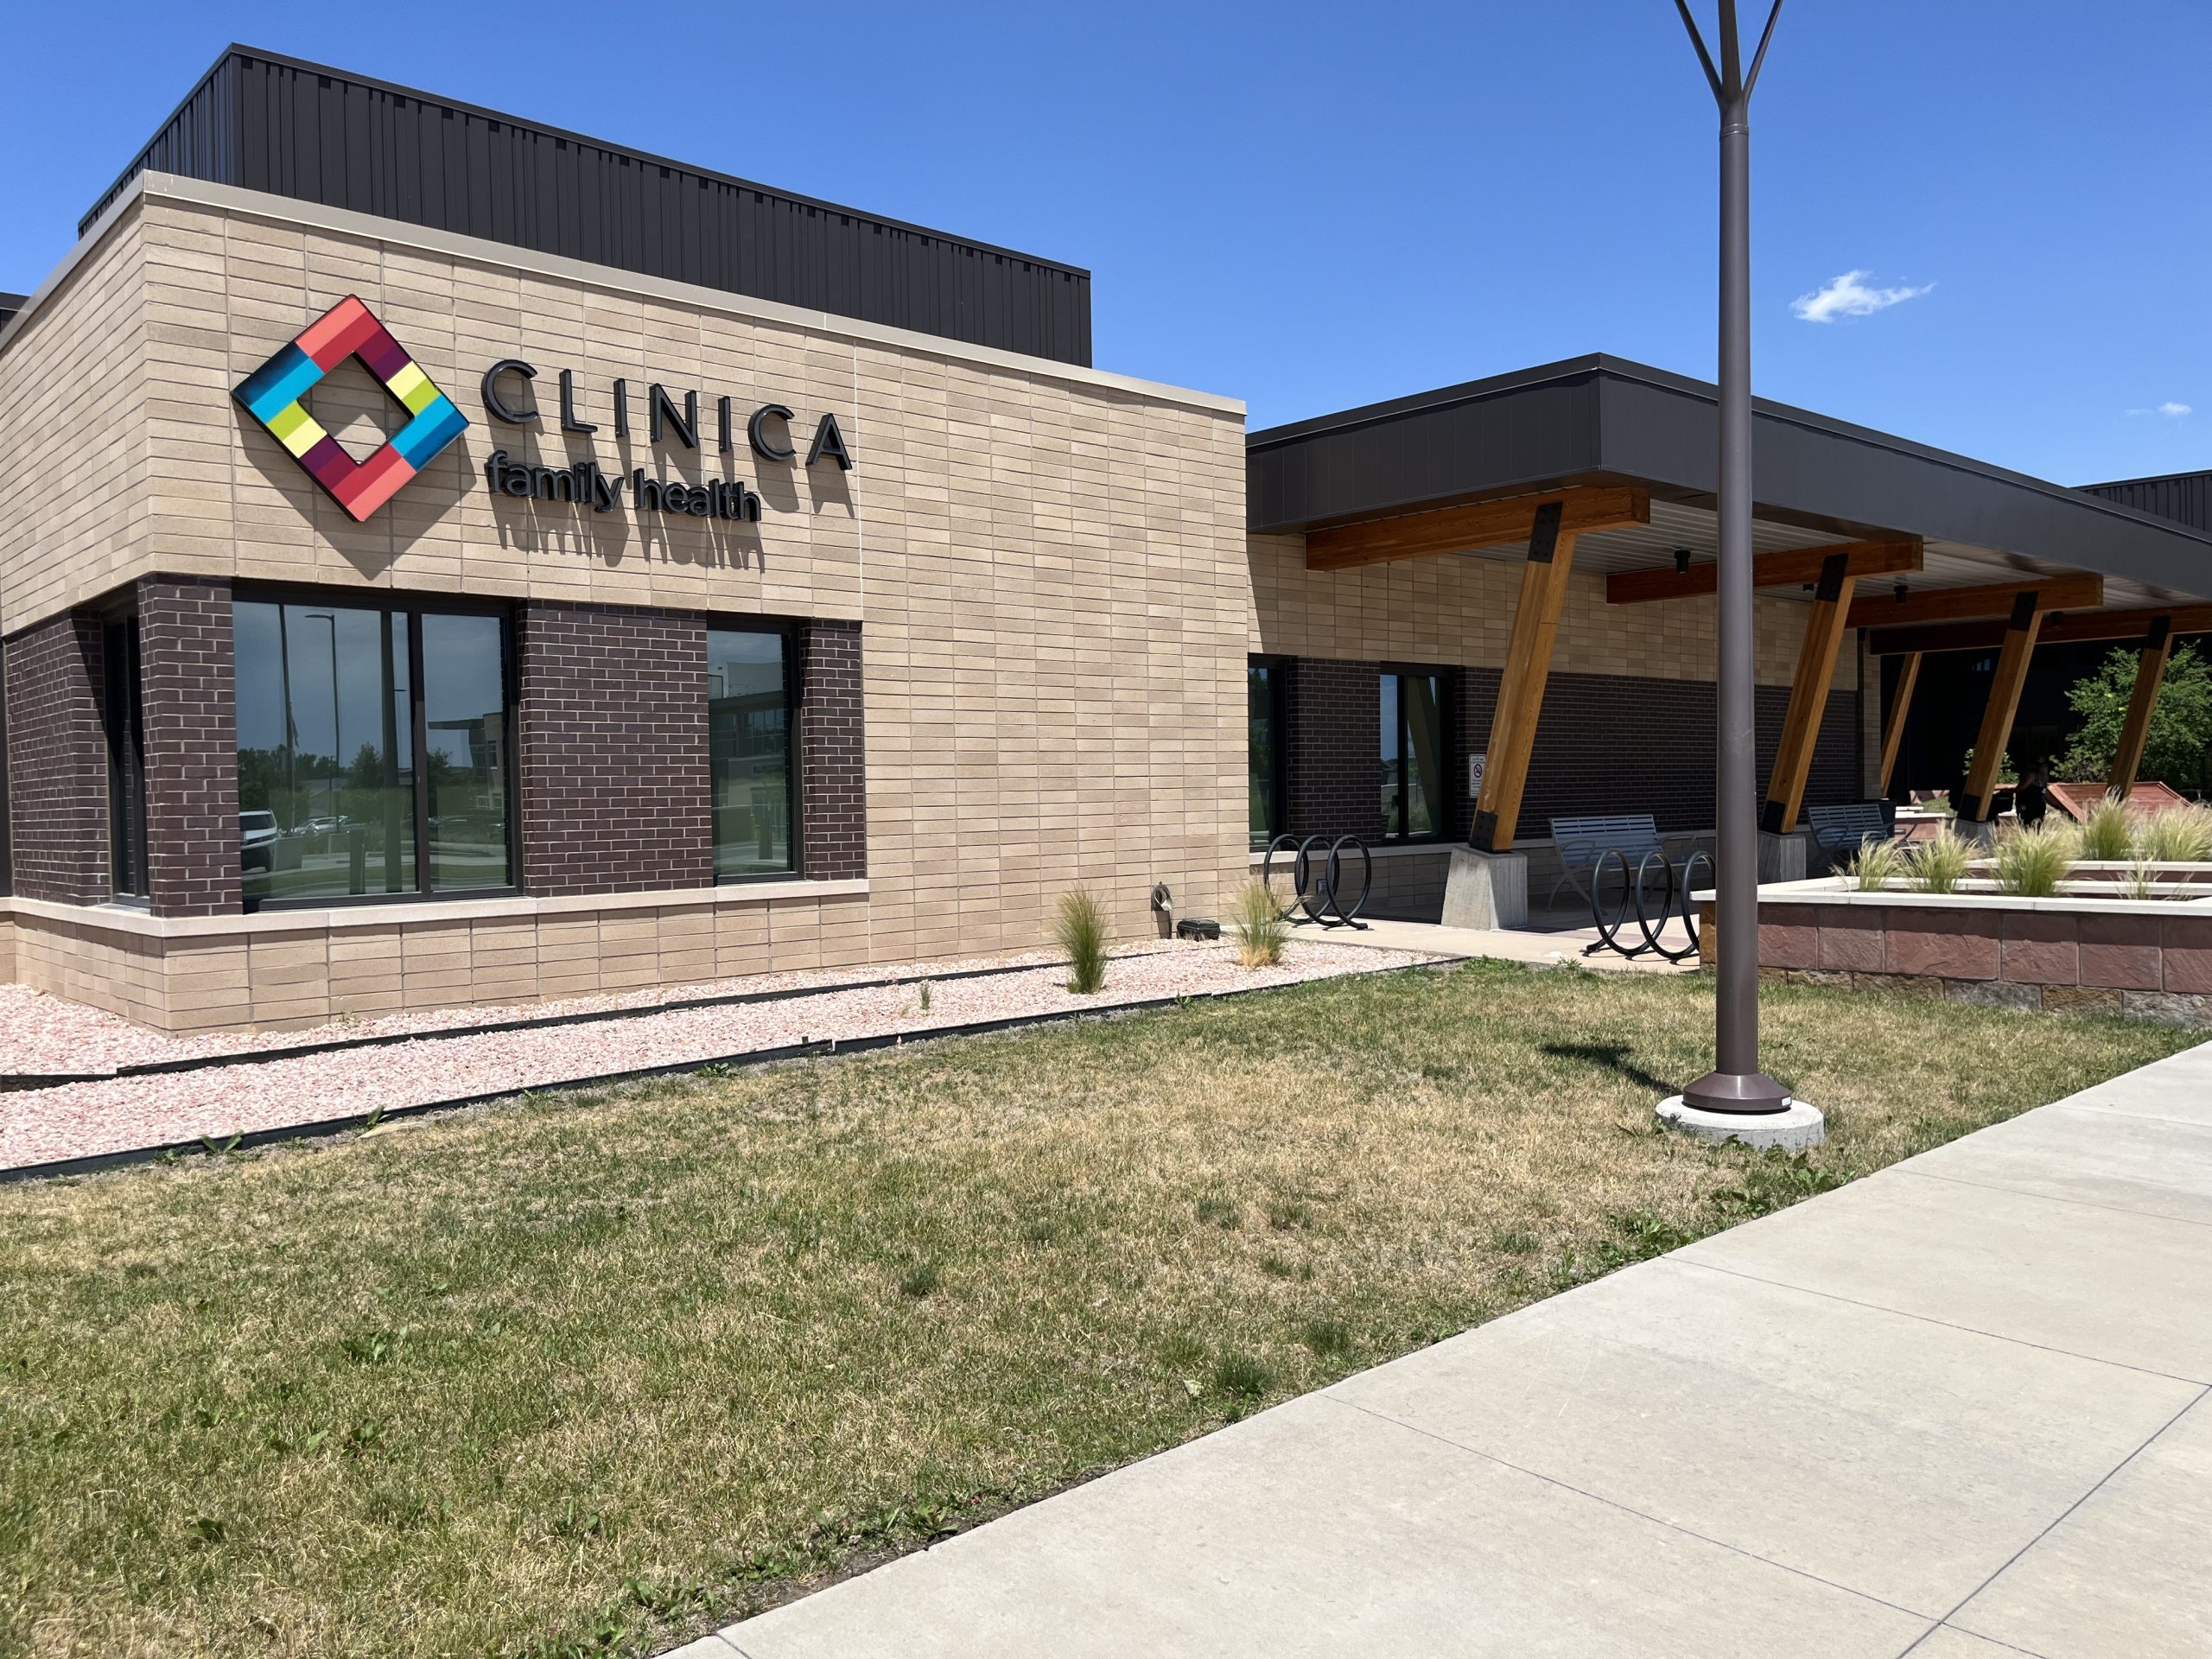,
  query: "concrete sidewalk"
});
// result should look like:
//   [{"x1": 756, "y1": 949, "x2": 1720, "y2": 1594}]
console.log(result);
[{"x1": 681, "y1": 1040, "x2": 2212, "y2": 1659}]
